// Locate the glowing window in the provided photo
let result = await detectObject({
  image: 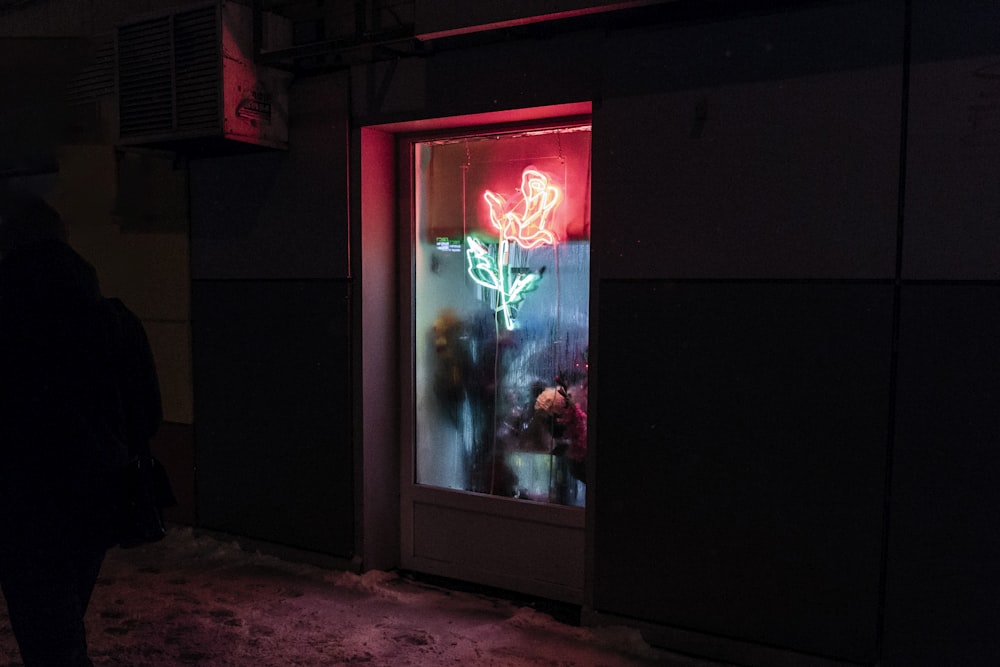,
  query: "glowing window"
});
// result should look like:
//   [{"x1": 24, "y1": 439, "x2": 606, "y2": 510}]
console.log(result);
[{"x1": 413, "y1": 124, "x2": 591, "y2": 506}]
